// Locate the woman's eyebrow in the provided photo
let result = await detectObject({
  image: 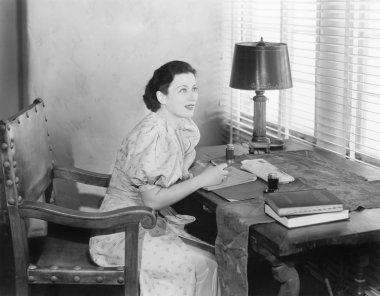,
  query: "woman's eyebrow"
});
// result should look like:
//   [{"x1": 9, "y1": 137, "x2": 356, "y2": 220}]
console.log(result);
[{"x1": 175, "y1": 85, "x2": 188, "y2": 89}]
